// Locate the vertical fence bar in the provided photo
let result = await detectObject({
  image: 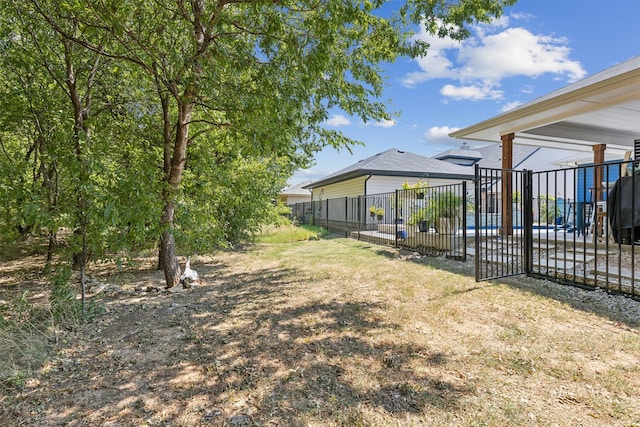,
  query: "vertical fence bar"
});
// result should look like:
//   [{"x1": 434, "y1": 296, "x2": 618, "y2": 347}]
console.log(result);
[
  {"x1": 524, "y1": 169, "x2": 534, "y2": 276},
  {"x1": 571, "y1": 167, "x2": 578, "y2": 286},
  {"x1": 325, "y1": 199, "x2": 329, "y2": 230},
  {"x1": 581, "y1": 166, "x2": 588, "y2": 285},
  {"x1": 360, "y1": 196, "x2": 364, "y2": 235},
  {"x1": 344, "y1": 197, "x2": 348, "y2": 236},
  {"x1": 462, "y1": 180, "x2": 467, "y2": 262},
  {"x1": 474, "y1": 165, "x2": 481, "y2": 281},
  {"x1": 395, "y1": 189, "x2": 399, "y2": 247},
  {"x1": 632, "y1": 164, "x2": 636, "y2": 295}
]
